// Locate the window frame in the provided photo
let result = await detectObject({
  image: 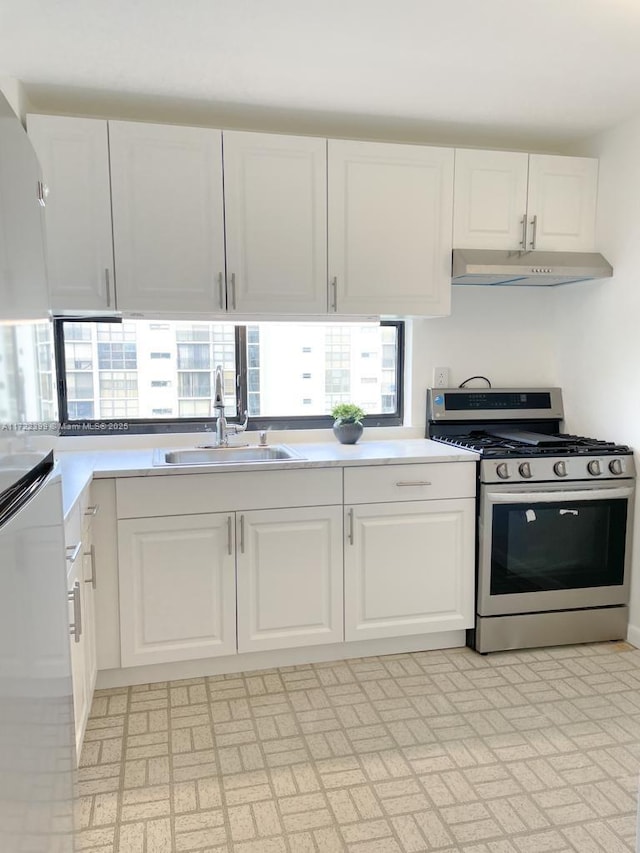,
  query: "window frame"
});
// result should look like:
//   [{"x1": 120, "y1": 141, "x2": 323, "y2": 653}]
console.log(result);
[{"x1": 53, "y1": 319, "x2": 404, "y2": 435}]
